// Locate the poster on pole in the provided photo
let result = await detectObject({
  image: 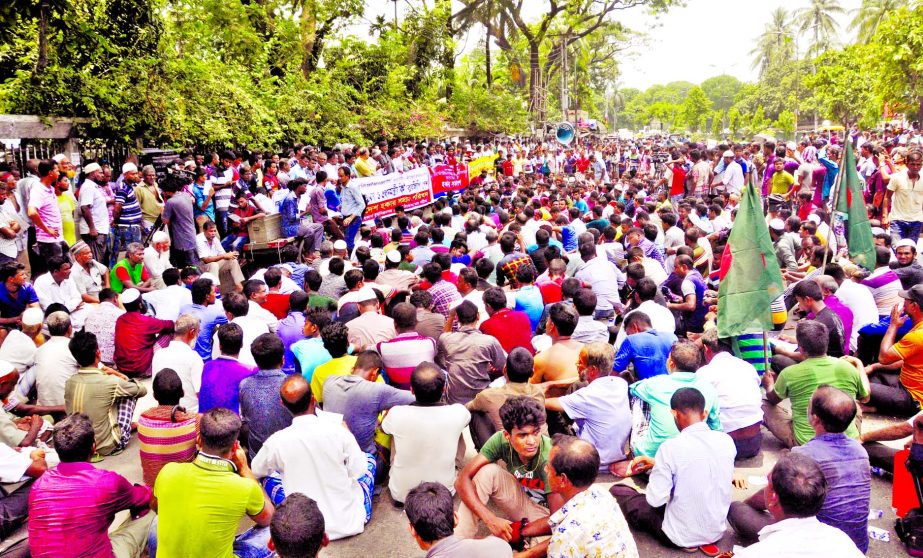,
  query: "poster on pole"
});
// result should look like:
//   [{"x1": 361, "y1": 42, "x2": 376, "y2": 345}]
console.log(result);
[
  {"x1": 358, "y1": 166, "x2": 433, "y2": 220},
  {"x1": 430, "y1": 163, "x2": 469, "y2": 197},
  {"x1": 467, "y1": 153, "x2": 498, "y2": 177}
]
